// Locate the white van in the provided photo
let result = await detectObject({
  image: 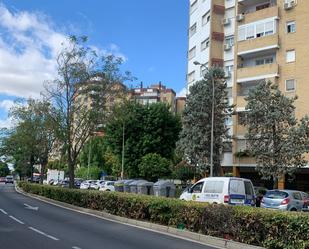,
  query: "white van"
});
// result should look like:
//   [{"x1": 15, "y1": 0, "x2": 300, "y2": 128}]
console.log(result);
[{"x1": 180, "y1": 177, "x2": 256, "y2": 206}]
